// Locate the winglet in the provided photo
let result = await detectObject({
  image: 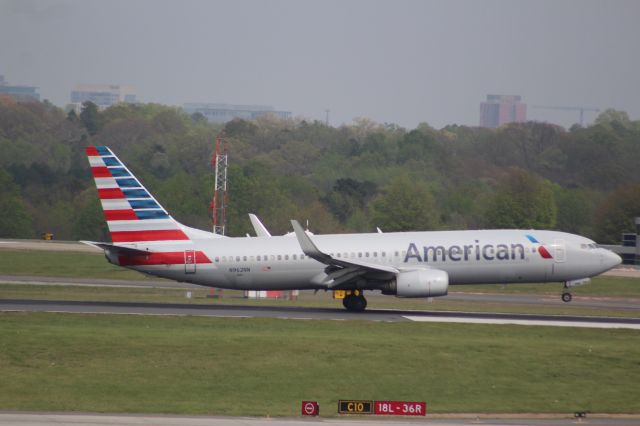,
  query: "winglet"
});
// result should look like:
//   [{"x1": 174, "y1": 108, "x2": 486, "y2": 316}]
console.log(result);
[
  {"x1": 249, "y1": 213, "x2": 271, "y2": 237},
  {"x1": 291, "y1": 220, "x2": 330, "y2": 263}
]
